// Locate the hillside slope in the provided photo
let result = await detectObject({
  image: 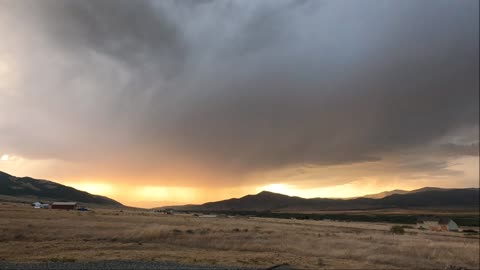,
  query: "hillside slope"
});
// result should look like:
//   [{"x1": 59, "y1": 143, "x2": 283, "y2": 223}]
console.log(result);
[
  {"x1": 361, "y1": 187, "x2": 450, "y2": 199},
  {"x1": 0, "y1": 171, "x2": 122, "y2": 206}
]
